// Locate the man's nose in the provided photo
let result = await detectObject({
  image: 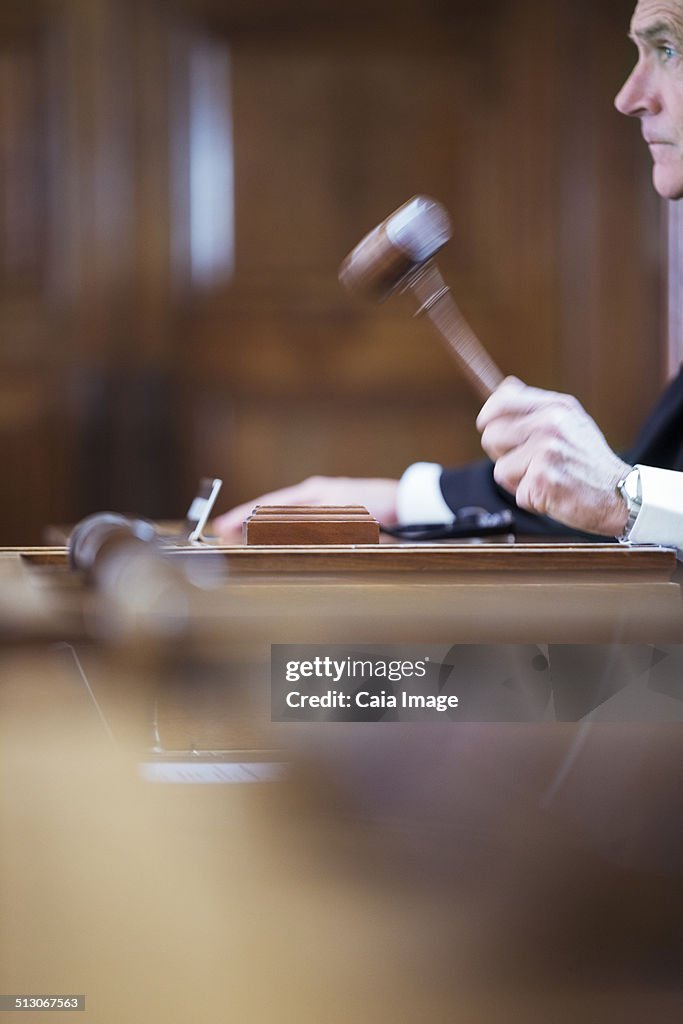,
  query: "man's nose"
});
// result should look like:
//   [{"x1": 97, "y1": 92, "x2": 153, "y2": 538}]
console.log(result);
[{"x1": 615, "y1": 61, "x2": 661, "y2": 116}]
